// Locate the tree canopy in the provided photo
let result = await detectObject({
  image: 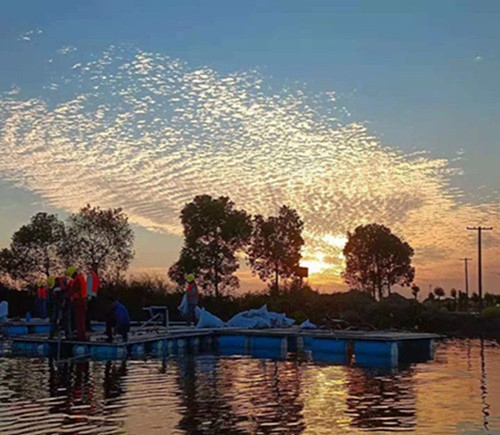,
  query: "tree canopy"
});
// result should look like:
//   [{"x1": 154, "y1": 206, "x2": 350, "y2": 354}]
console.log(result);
[
  {"x1": 62, "y1": 205, "x2": 135, "y2": 282},
  {"x1": 342, "y1": 223, "x2": 415, "y2": 300},
  {"x1": 247, "y1": 205, "x2": 304, "y2": 290},
  {"x1": 0, "y1": 212, "x2": 65, "y2": 283},
  {"x1": 168, "y1": 195, "x2": 252, "y2": 296}
]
